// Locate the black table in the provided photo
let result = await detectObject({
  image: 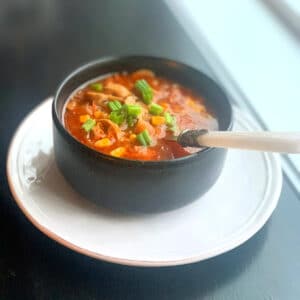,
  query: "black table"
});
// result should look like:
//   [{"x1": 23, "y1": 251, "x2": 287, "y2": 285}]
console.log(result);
[{"x1": 1, "y1": 1, "x2": 299, "y2": 299}]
